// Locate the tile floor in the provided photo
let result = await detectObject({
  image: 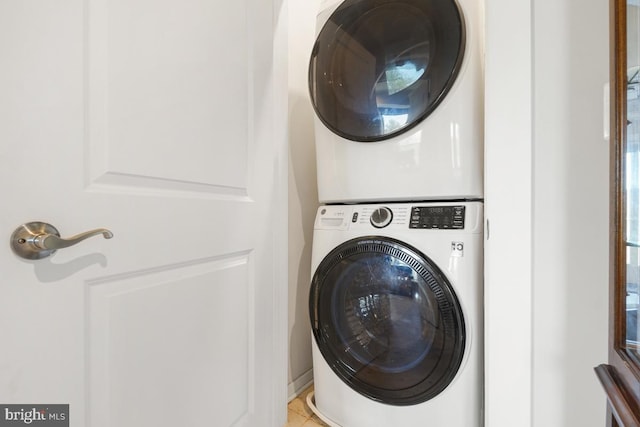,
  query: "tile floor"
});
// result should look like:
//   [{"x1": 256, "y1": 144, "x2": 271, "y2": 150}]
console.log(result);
[{"x1": 285, "y1": 385, "x2": 330, "y2": 427}]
